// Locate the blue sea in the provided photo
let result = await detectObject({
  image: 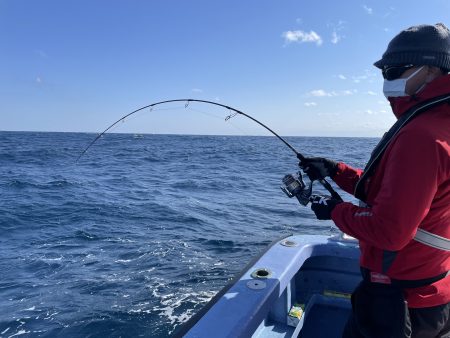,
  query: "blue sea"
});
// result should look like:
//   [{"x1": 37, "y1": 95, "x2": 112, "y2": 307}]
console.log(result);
[{"x1": 0, "y1": 131, "x2": 379, "y2": 337}]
